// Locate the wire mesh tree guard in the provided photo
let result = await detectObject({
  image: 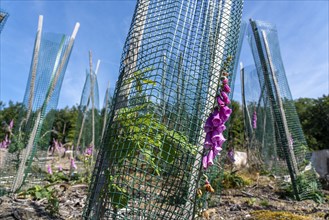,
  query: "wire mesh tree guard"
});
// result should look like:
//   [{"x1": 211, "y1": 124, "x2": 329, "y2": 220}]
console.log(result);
[
  {"x1": 73, "y1": 53, "x2": 101, "y2": 177},
  {"x1": 242, "y1": 19, "x2": 320, "y2": 201},
  {"x1": 83, "y1": 0, "x2": 244, "y2": 219},
  {"x1": 100, "y1": 81, "x2": 114, "y2": 142},
  {"x1": 75, "y1": 54, "x2": 101, "y2": 153},
  {"x1": 0, "y1": 16, "x2": 80, "y2": 194},
  {"x1": 204, "y1": 20, "x2": 246, "y2": 197}
]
